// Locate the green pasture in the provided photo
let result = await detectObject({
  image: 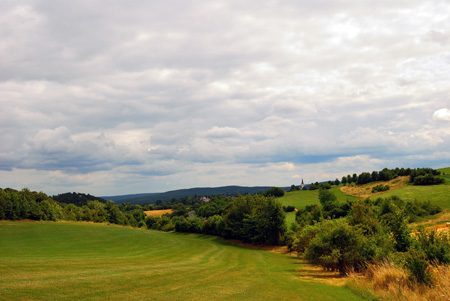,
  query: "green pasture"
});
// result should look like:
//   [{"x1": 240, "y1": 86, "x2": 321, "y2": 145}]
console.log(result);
[
  {"x1": 378, "y1": 184, "x2": 450, "y2": 209},
  {"x1": 0, "y1": 221, "x2": 361, "y2": 300},
  {"x1": 438, "y1": 167, "x2": 450, "y2": 174},
  {"x1": 279, "y1": 187, "x2": 357, "y2": 210},
  {"x1": 285, "y1": 211, "x2": 296, "y2": 228}
]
